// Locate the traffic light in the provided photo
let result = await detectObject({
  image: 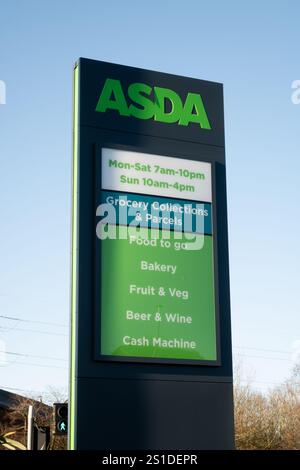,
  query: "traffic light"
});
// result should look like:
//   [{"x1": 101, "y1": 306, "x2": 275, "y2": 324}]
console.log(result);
[{"x1": 53, "y1": 403, "x2": 68, "y2": 435}]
